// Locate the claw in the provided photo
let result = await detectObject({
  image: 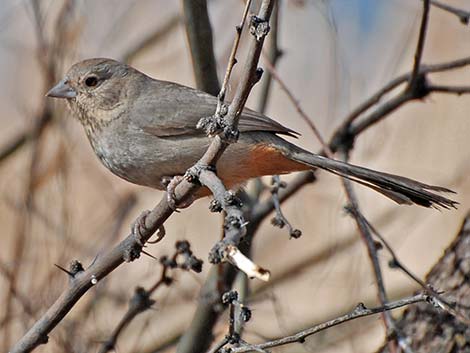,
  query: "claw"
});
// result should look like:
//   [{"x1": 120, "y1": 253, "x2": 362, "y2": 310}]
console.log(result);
[
  {"x1": 166, "y1": 193, "x2": 179, "y2": 212},
  {"x1": 163, "y1": 175, "x2": 196, "y2": 210},
  {"x1": 132, "y1": 210, "x2": 151, "y2": 246},
  {"x1": 148, "y1": 225, "x2": 165, "y2": 244},
  {"x1": 165, "y1": 175, "x2": 184, "y2": 211}
]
